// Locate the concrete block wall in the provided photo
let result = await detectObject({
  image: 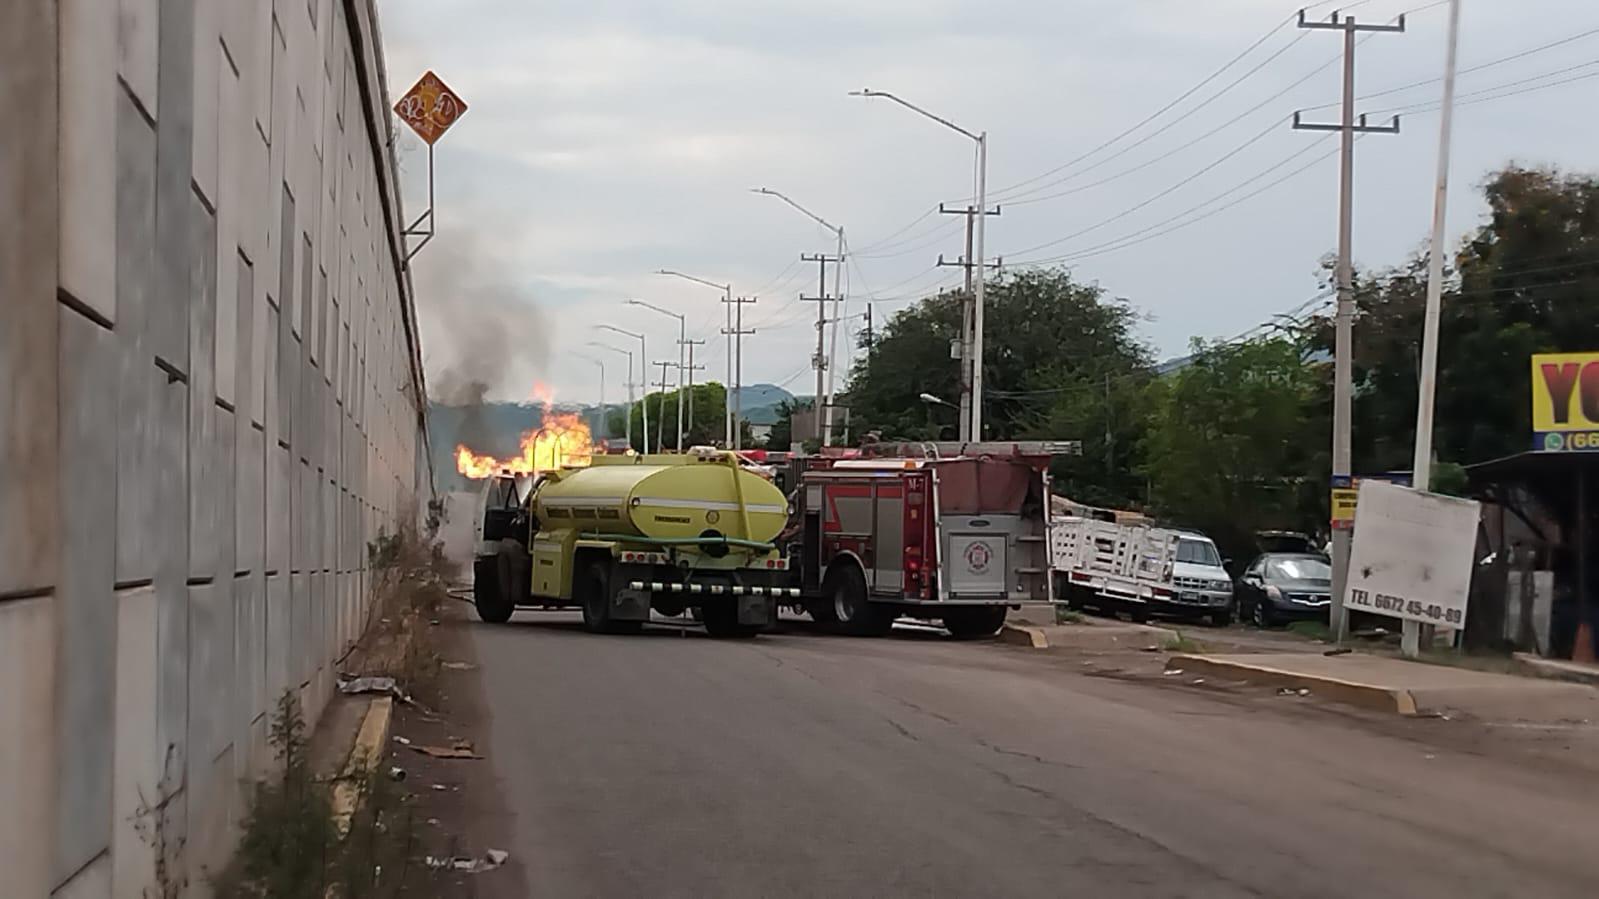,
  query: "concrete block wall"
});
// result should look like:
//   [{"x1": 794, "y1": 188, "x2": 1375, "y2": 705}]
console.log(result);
[{"x1": 0, "y1": 1, "x2": 431, "y2": 895}]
